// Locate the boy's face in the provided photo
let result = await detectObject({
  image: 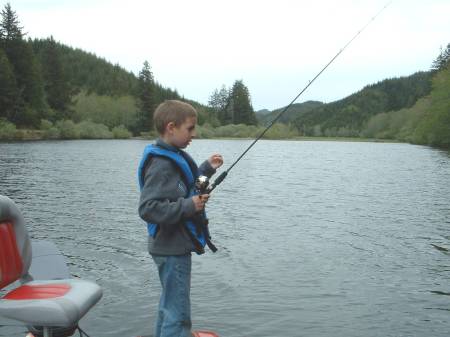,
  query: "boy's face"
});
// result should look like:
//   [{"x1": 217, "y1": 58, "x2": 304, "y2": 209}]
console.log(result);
[{"x1": 165, "y1": 116, "x2": 197, "y2": 149}]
